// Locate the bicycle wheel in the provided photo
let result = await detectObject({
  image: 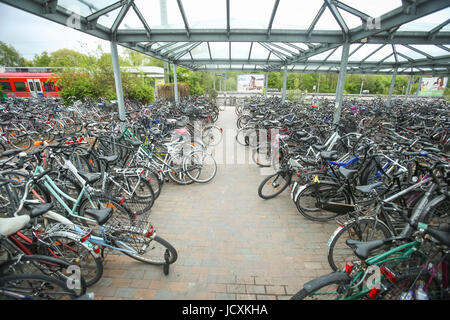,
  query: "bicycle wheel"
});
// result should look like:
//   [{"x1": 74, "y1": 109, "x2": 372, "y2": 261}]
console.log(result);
[
  {"x1": 290, "y1": 274, "x2": 351, "y2": 300},
  {"x1": 0, "y1": 273, "x2": 78, "y2": 300},
  {"x1": 40, "y1": 234, "x2": 103, "y2": 287},
  {"x1": 258, "y1": 171, "x2": 291, "y2": 199},
  {"x1": 202, "y1": 125, "x2": 223, "y2": 146},
  {"x1": 295, "y1": 182, "x2": 351, "y2": 222},
  {"x1": 106, "y1": 173, "x2": 155, "y2": 215},
  {"x1": 327, "y1": 218, "x2": 392, "y2": 272},
  {"x1": 167, "y1": 154, "x2": 197, "y2": 185},
  {"x1": 252, "y1": 143, "x2": 273, "y2": 167},
  {"x1": 112, "y1": 232, "x2": 177, "y2": 266},
  {"x1": 183, "y1": 150, "x2": 217, "y2": 183}
]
